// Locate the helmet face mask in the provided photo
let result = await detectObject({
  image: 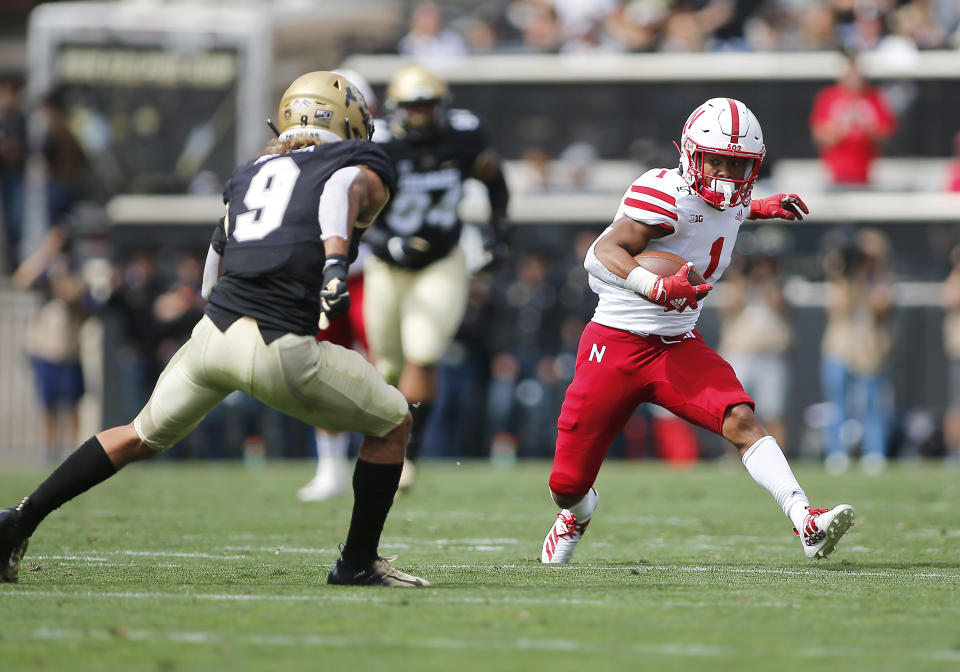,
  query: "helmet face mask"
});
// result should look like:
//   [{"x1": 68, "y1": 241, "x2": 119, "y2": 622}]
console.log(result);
[
  {"x1": 679, "y1": 98, "x2": 765, "y2": 210},
  {"x1": 385, "y1": 65, "x2": 450, "y2": 142},
  {"x1": 277, "y1": 71, "x2": 374, "y2": 144}
]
